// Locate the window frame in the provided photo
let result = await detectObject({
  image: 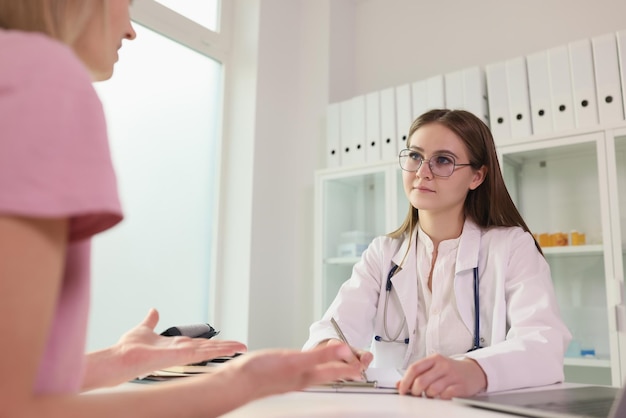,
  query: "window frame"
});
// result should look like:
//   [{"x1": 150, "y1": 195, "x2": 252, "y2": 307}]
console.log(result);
[{"x1": 130, "y1": 0, "x2": 232, "y2": 63}]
